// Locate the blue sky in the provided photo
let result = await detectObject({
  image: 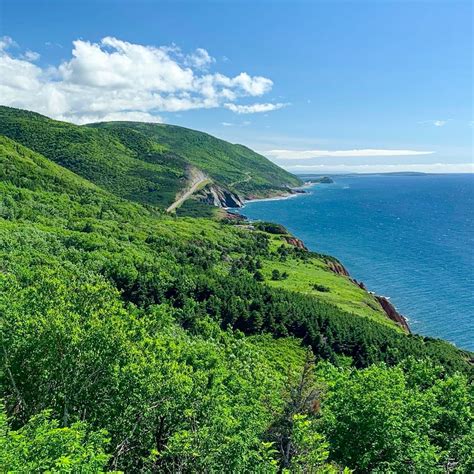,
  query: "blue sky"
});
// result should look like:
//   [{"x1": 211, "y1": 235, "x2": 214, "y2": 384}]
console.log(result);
[{"x1": 0, "y1": 0, "x2": 472, "y2": 172}]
